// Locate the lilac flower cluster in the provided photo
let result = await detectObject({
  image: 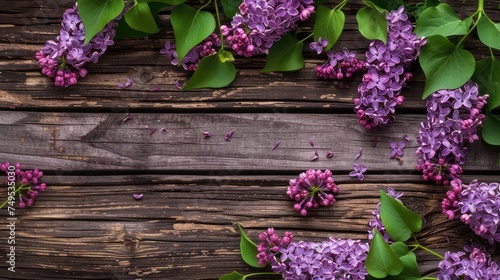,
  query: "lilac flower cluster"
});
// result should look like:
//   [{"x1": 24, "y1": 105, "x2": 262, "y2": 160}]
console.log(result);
[
  {"x1": 287, "y1": 169, "x2": 338, "y2": 216},
  {"x1": 35, "y1": 4, "x2": 117, "y2": 87},
  {"x1": 438, "y1": 244, "x2": 500, "y2": 279},
  {"x1": 416, "y1": 81, "x2": 488, "y2": 185},
  {"x1": 160, "y1": 33, "x2": 221, "y2": 71},
  {"x1": 256, "y1": 228, "x2": 294, "y2": 266},
  {"x1": 314, "y1": 47, "x2": 367, "y2": 80},
  {"x1": 1, "y1": 162, "x2": 47, "y2": 208},
  {"x1": 220, "y1": 0, "x2": 314, "y2": 57},
  {"x1": 270, "y1": 237, "x2": 369, "y2": 279},
  {"x1": 354, "y1": 6, "x2": 426, "y2": 129},
  {"x1": 367, "y1": 188, "x2": 403, "y2": 240}
]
